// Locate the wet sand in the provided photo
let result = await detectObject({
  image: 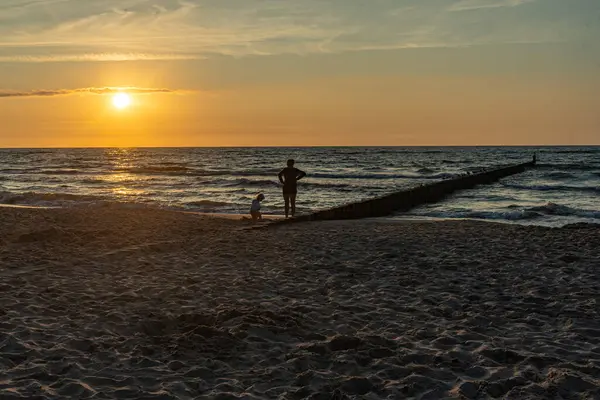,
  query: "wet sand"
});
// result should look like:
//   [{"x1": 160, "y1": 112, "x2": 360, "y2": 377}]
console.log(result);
[{"x1": 1, "y1": 206, "x2": 599, "y2": 399}]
